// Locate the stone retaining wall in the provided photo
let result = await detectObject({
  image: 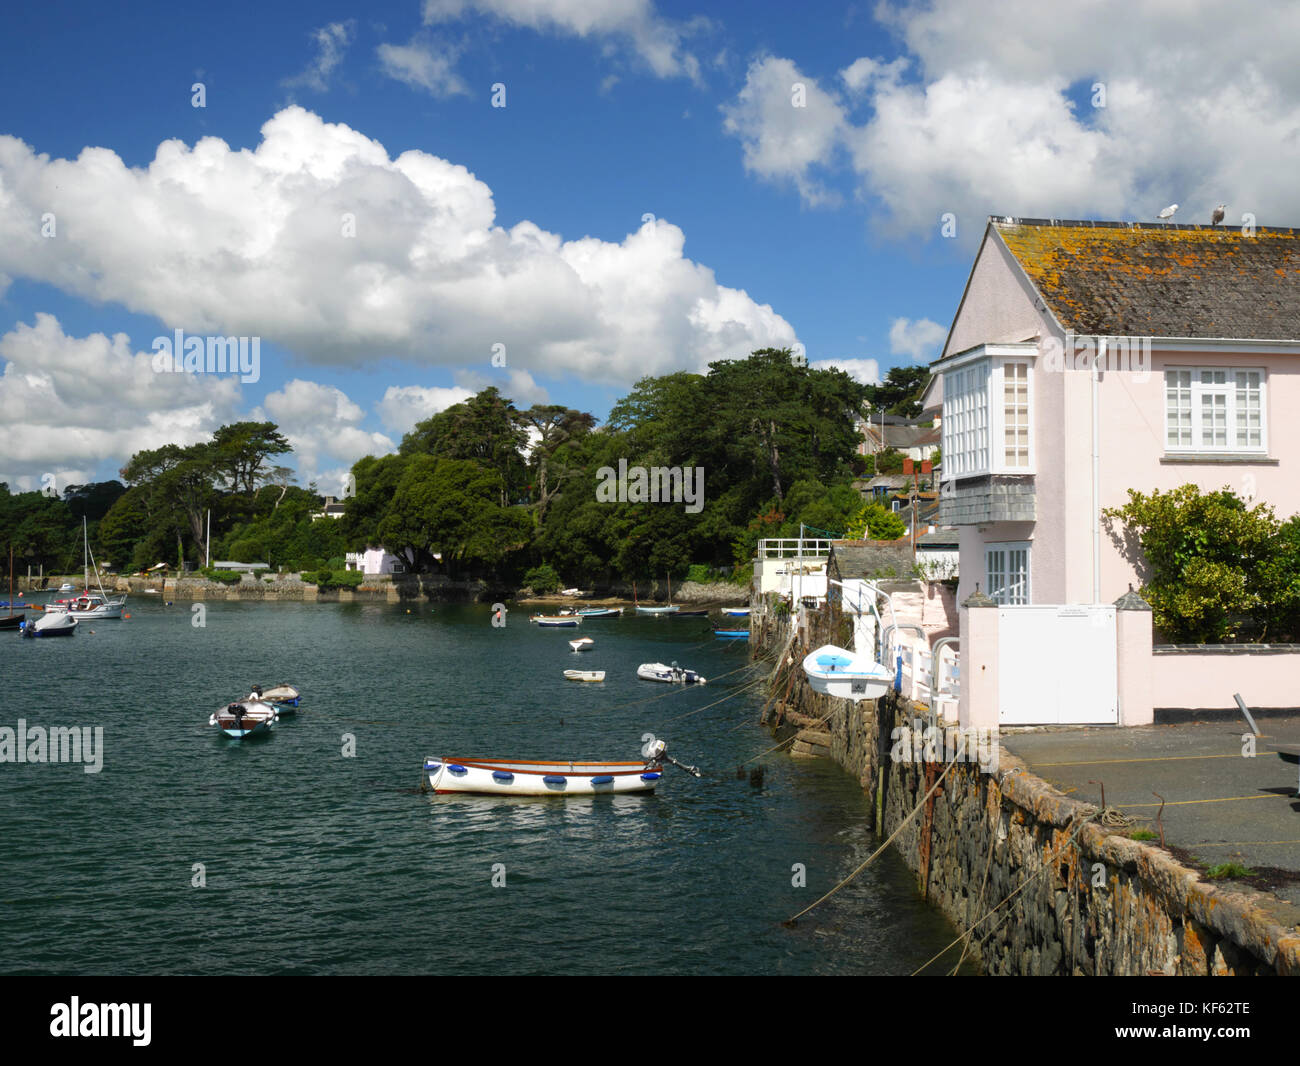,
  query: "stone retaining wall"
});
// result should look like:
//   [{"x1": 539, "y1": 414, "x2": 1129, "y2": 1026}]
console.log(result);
[{"x1": 753, "y1": 606, "x2": 1300, "y2": 975}]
